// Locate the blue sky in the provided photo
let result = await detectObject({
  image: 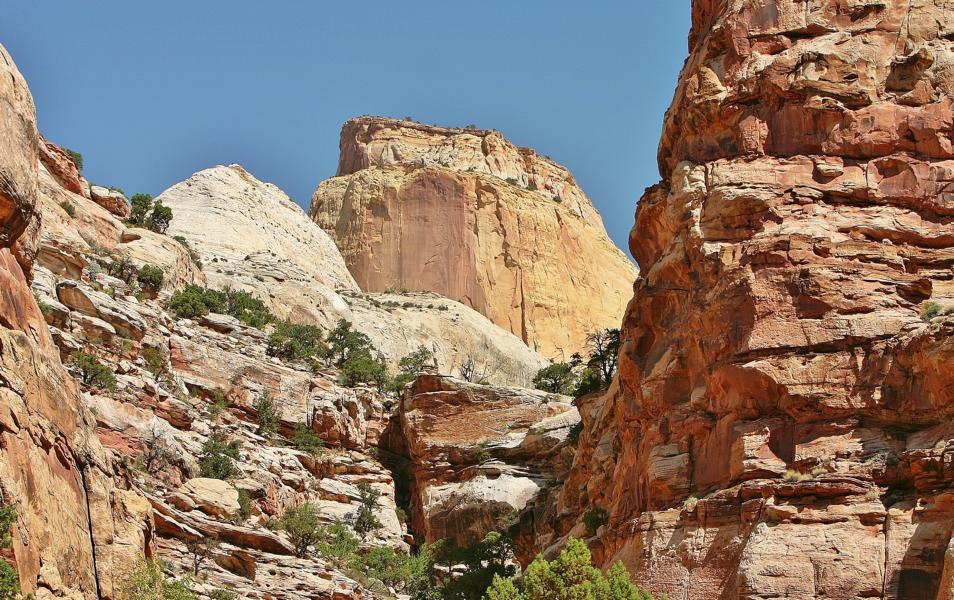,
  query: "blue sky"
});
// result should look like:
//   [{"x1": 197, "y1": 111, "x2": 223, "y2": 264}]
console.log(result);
[{"x1": 2, "y1": 2, "x2": 690, "y2": 257}]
